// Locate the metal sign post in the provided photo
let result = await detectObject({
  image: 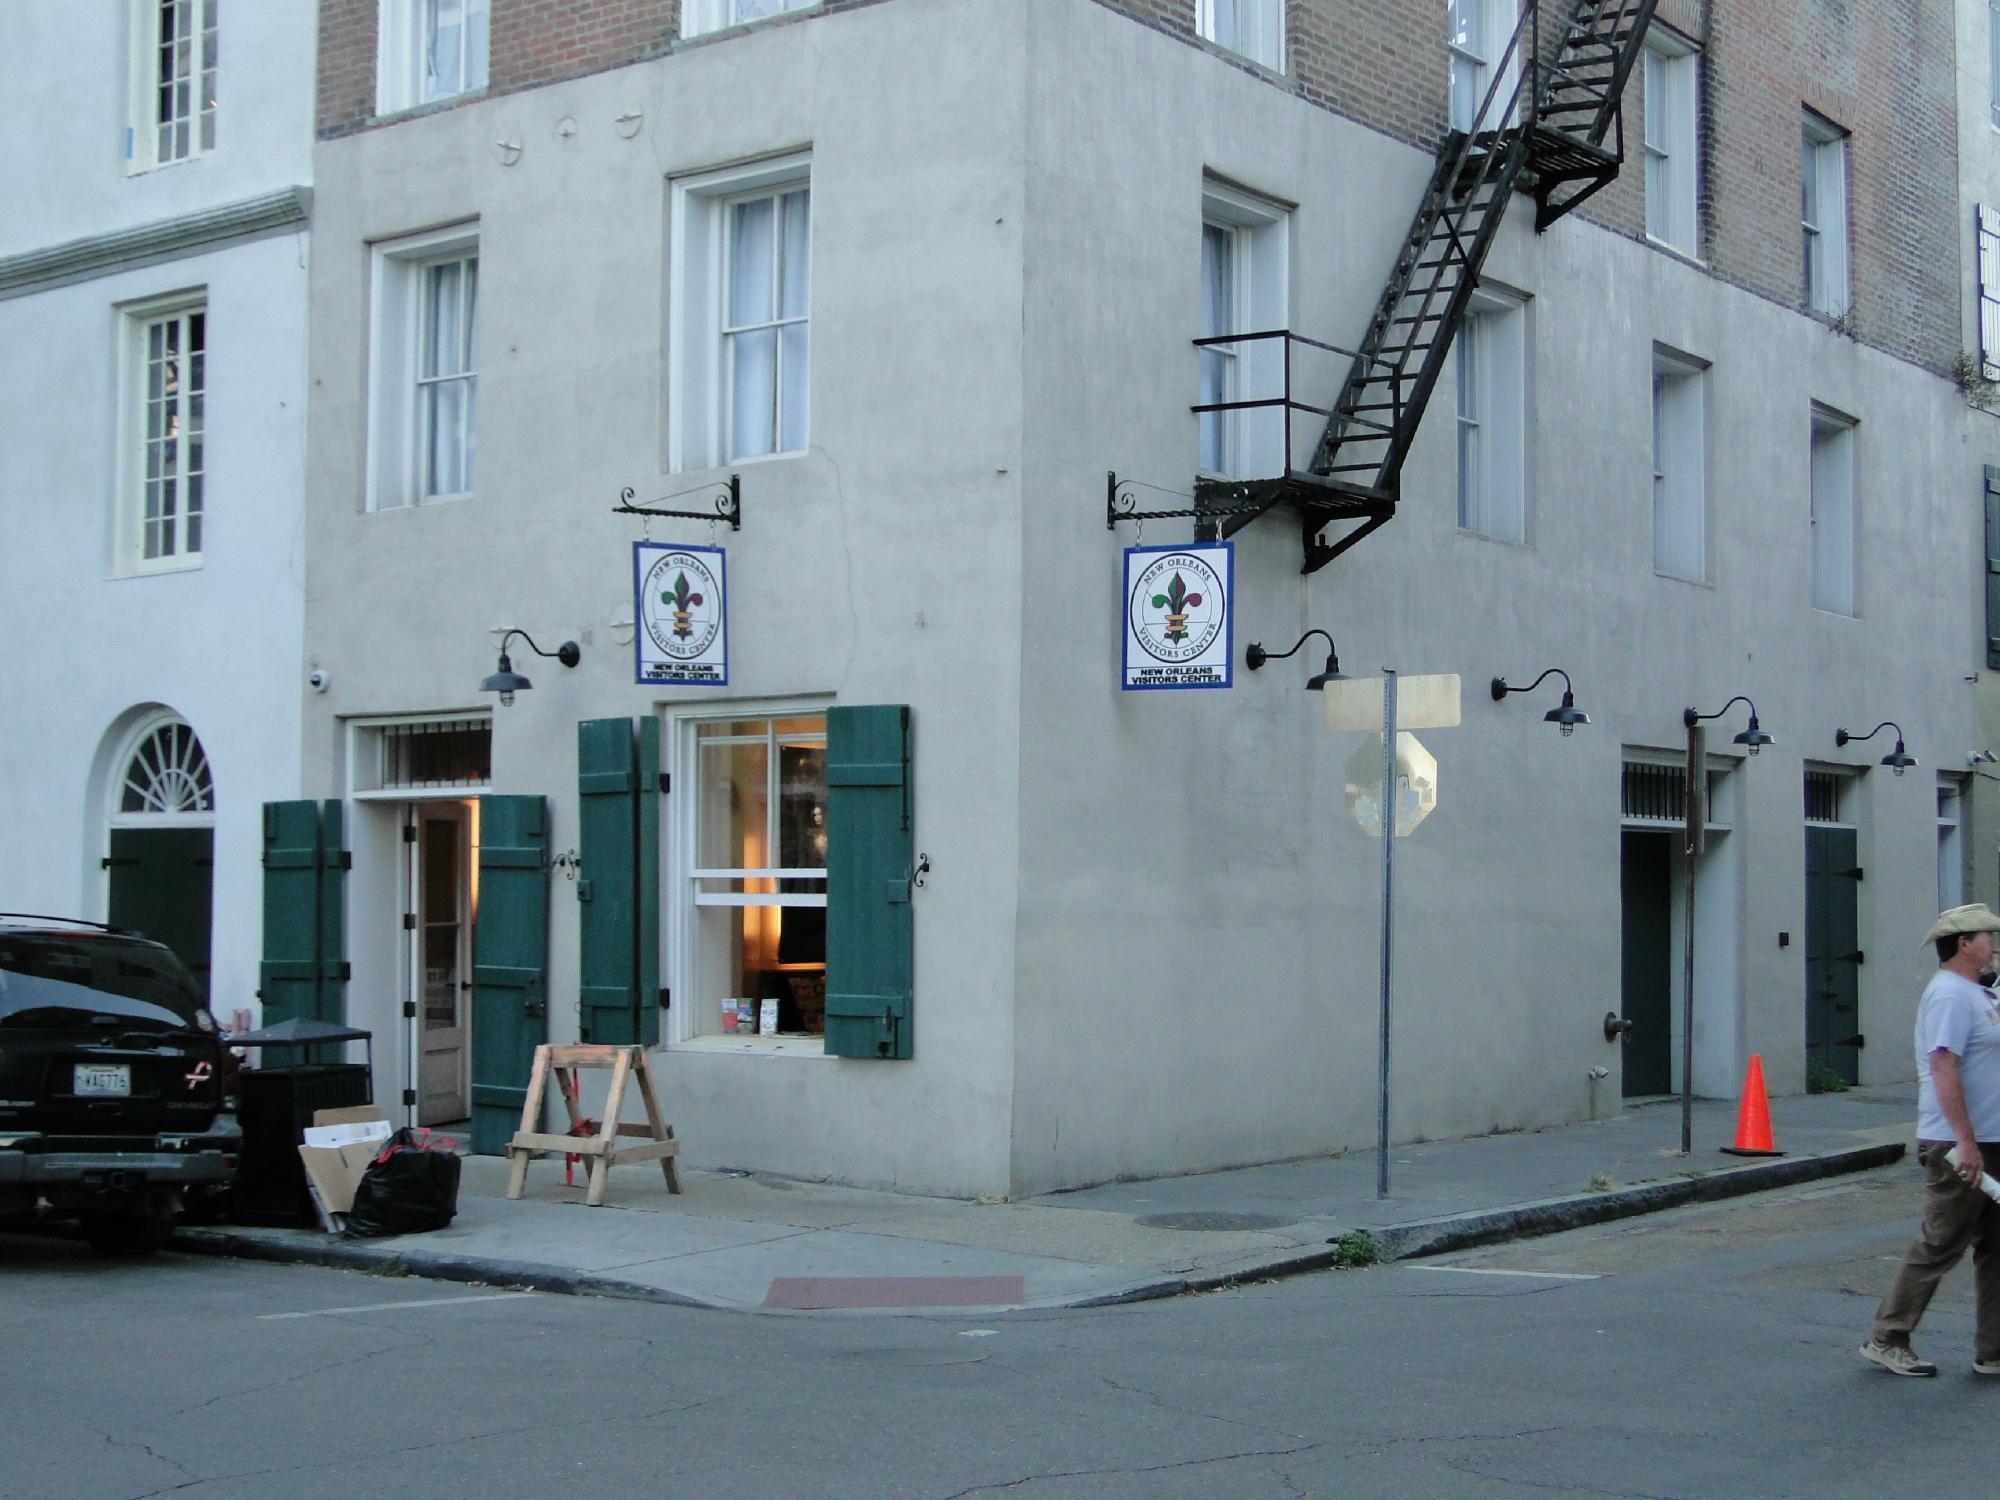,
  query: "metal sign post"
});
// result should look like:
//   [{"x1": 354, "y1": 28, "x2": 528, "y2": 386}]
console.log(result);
[
  {"x1": 1681, "y1": 724, "x2": 1706, "y2": 1156},
  {"x1": 1377, "y1": 670, "x2": 1398, "y2": 1200}
]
